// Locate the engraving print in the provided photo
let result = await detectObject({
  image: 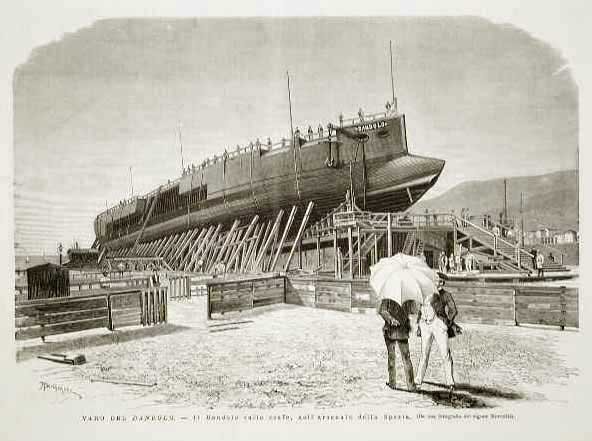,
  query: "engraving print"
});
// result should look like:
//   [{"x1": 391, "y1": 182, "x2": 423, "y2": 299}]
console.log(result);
[{"x1": 12, "y1": 16, "x2": 579, "y2": 421}]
